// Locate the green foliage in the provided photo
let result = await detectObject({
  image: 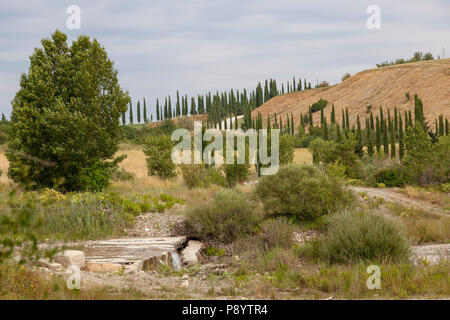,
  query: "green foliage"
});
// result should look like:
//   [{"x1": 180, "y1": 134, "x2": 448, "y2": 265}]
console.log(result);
[
  {"x1": 308, "y1": 135, "x2": 361, "y2": 178},
  {"x1": 319, "y1": 210, "x2": 410, "y2": 264},
  {"x1": 375, "y1": 167, "x2": 404, "y2": 187},
  {"x1": 260, "y1": 218, "x2": 295, "y2": 249},
  {"x1": 6, "y1": 30, "x2": 129, "y2": 192},
  {"x1": 279, "y1": 135, "x2": 295, "y2": 165},
  {"x1": 376, "y1": 51, "x2": 434, "y2": 67},
  {"x1": 310, "y1": 99, "x2": 328, "y2": 113},
  {"x1": 185, "y1": 189, "x2": 262, "y2": 243},
  {"x1": 143, "y1": 135, "x2": 177, "y2": 179},
  {"x1": 255, "y1": 164, "x2": 354, "y2": 223},
  {"x1": 180, "y1": 164, "x2": 227, "y2": 188},
  {"x1": 222, "y1": 163, "x2": 250, "y2": 187}
]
